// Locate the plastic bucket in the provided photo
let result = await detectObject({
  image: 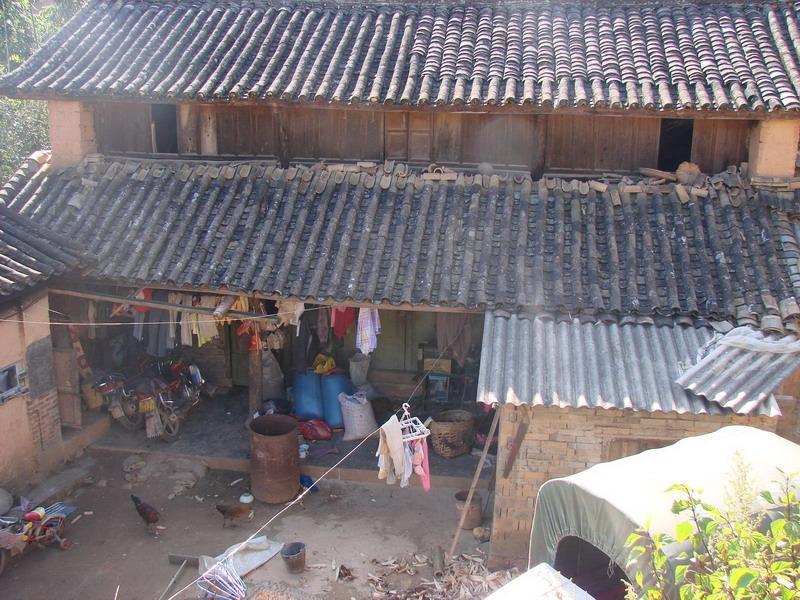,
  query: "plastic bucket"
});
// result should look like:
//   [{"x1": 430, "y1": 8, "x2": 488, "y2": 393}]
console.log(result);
[
  {"x1": 454, "y1": 491, "x2": 483, "y2": 529},
  {"x1": 320, "y1": 373, "x2": 354, "y2": 429},
  {"x1": 293, "y1": 372, "x2": 323, "y2": 419},
  {"x1": 280, "y1": 542, "x2": 306, "y2": 574}
]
